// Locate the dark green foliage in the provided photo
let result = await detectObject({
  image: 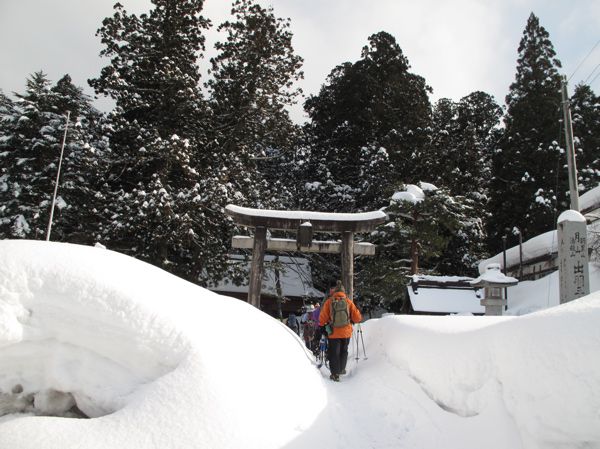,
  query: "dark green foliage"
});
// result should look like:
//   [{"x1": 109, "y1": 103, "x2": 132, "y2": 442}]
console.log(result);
[
  {"x1": 488, "y1": 13, "x2": 565, "y2": 251},
  {"x1": 357, "y1": 183, "x2": 483, "y2": 311},
  {"x1": 89, "y1": 0, "x2": 233, "y2": 283},
  {"x1": 302, "y1": 31, "x2": 432, "y2": 213},
  {"x1": 6, "y1": 4, "x2": 600, "y2": 310},
  {"x1": 423, "y1": 92, "x2": 501, "y2": 270},
  {"x1": 207, "y1": 0, "x2": 304, "y2": 210},
  {"x1": 0, "y1": 73, "x2": 108, "y2": 242},
  {"x1": 570, "y1": 84, "x2": 600, "y2": 192},
  {"x1": 90, "y1": 0, "x2": 210, "y2": 138},
  {"x1": 428, "y1": 92, "x2": 502, "y2": 196}
]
